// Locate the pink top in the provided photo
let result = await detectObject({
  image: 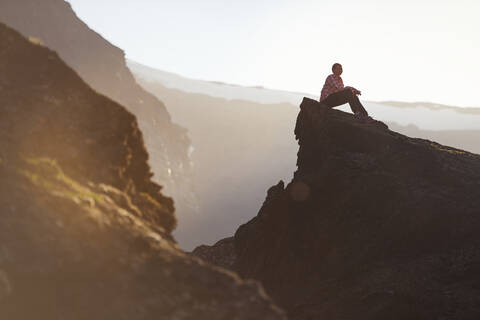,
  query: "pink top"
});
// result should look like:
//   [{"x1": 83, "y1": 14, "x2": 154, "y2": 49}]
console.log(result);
[{"x1": 320, "y1": 74, "x2": 354, "y2": 102}]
